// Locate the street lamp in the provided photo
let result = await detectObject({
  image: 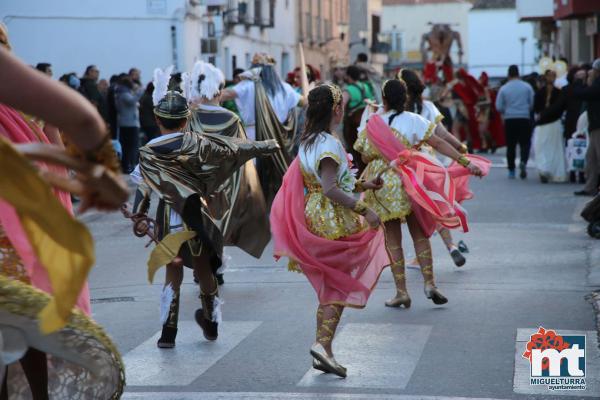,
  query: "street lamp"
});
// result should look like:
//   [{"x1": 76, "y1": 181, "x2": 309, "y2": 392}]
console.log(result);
[{"x1": 520, "y1": 37, "x2": 527, "y2": 74}]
